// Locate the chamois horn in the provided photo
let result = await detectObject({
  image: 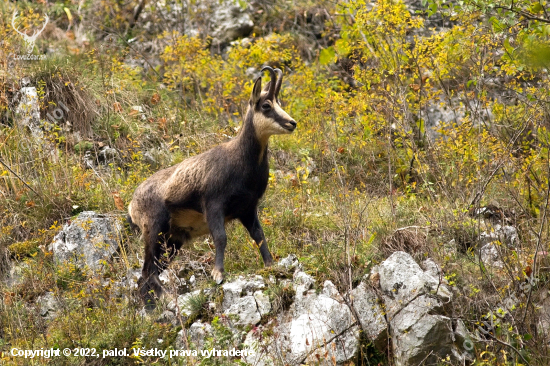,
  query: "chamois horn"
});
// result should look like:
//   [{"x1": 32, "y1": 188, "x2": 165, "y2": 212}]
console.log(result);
[
  {"x1": 260, "y1": 66, "x2": 277, "y2": 100},
  {"x1": 274, "y1": 68, "x2": 283, "y2": 100}
]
